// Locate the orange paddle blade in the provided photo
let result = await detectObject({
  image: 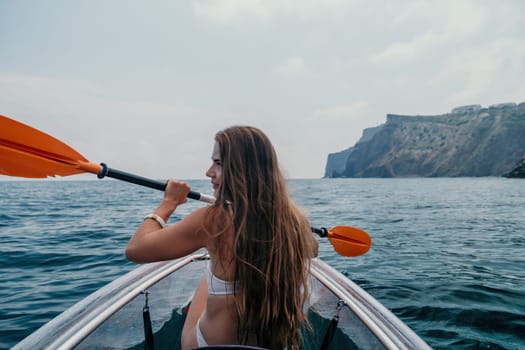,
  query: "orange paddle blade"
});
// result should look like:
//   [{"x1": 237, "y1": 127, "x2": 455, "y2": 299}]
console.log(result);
[
  {"x1": 0, "y1": 115, "x2": 100, "y2": 178},
  {"x1": 327, "y1": 226, "x2": 372, "y2": 257}
]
